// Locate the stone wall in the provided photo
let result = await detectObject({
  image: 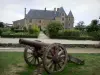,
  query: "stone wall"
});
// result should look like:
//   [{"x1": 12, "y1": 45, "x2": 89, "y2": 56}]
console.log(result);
[{"x1": 13, "y1": 19, "x2": 25, "y2": 29}]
